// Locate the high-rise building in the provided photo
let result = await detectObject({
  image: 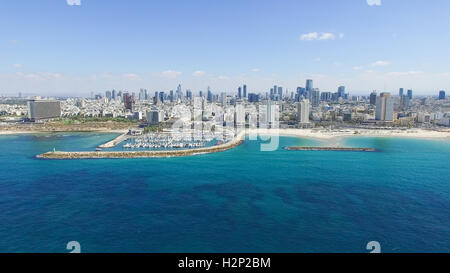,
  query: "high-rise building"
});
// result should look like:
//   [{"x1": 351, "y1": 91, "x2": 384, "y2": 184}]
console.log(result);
[
  {"x1": 375, "y1": 92, "x2": 394, "y2": 121},
  {"x1": 400, "y1": 95, "x2": 410, "y2": 110},
  {"x1": 220, "y1": 92, "x2": 227, "y2": 106},
  {"x1": 305, "y1": 80, "x2": 313, "y2": 92},
  {"x1": 243, "y1": 85, "x2": 247, "y2": 98},
  {"x1": 238, "y1": 87, "x2": 242, "y2": 99},
  {"x1": 146, "y1": 109, "x2": 164, "y2": 125},
  {"x1": 248, "y1": 93, "x2": 259, "y2": 103},
  {"x1": 28, "y1": 100, "x2": 61, "y2": 122},
  {"x1": 439, "y1": 90, "x2": 446, "y2": 100},
  {"x1": 399, "y1": 88, "x2": 404, "y2": 97},
  {"x1": 320, "y1": 92, "x2": 332, "y2": 101},
  {"x1": 370, "y1": 91, "x2": 377, "y2": 105},
  {"x1": 297, "y1": 99, "x2": 310, "y2": 124},
  {"x1": 407, "y1": 89, "x2": 413, "y2": 100},
  {"x1": 105, "y1": 91, "x2": 112, "y2": 101},
  {"x1": 123, "y1": 93, "x2": 134, "y2": 111},
  {"x1": 311, "y1": 90, "x2": 320, "y2": 107},
  {"x1": 207, "y1": 87, "x2": 213, "y2": 103},
  {"x1": 337, "y1": 86, "x2": 345, "y2": 98},
  {"x1": 112, "y1": 89, "x2": 116, "y2": 100},
  {"x1": 277, "y1": 87, "x2": 283, "y2": 100}
]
